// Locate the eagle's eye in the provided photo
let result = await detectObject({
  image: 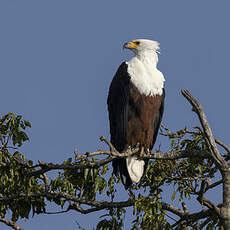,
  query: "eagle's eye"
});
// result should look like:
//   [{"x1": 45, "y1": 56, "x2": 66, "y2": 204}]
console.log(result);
[{"x1": 135, "y1": 41, "x2": 140, "y2": 45}]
